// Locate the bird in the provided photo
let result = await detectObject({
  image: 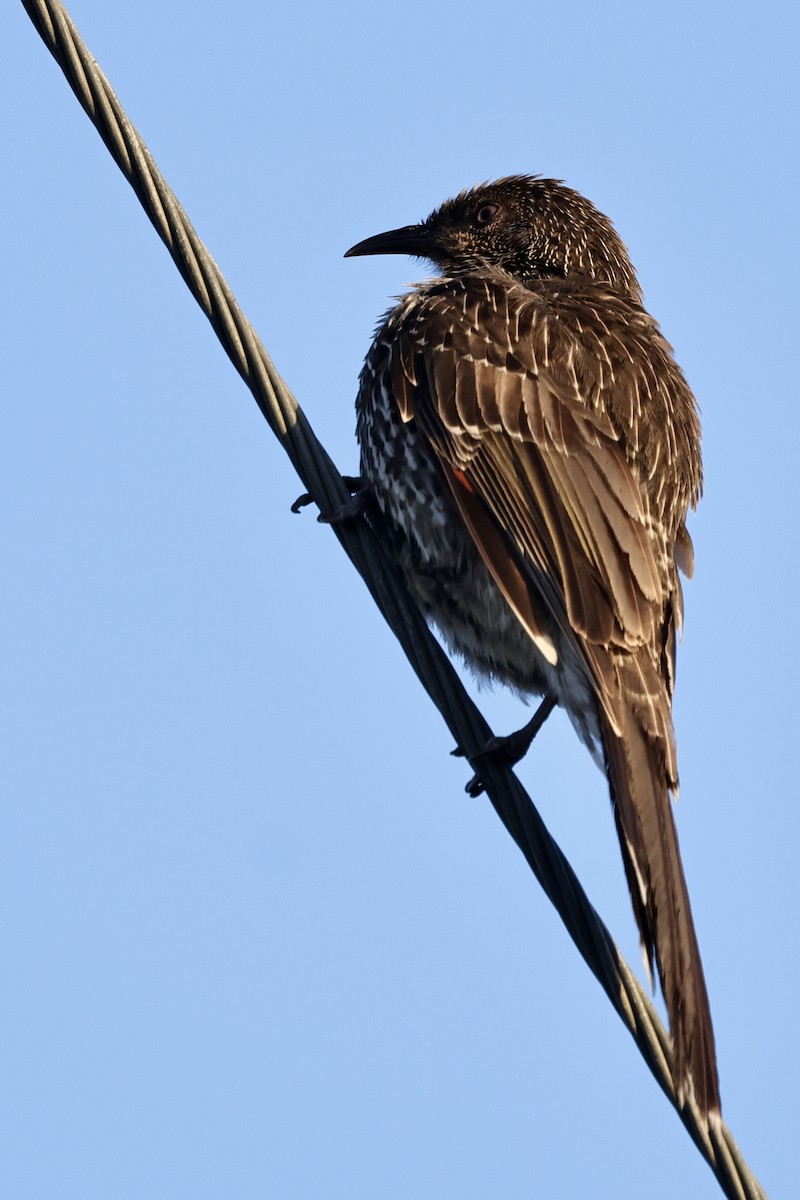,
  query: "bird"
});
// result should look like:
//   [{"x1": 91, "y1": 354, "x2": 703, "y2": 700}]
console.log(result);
[{"x1": 344, "y1": 175, "x2": 720, "y2": 1119}]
